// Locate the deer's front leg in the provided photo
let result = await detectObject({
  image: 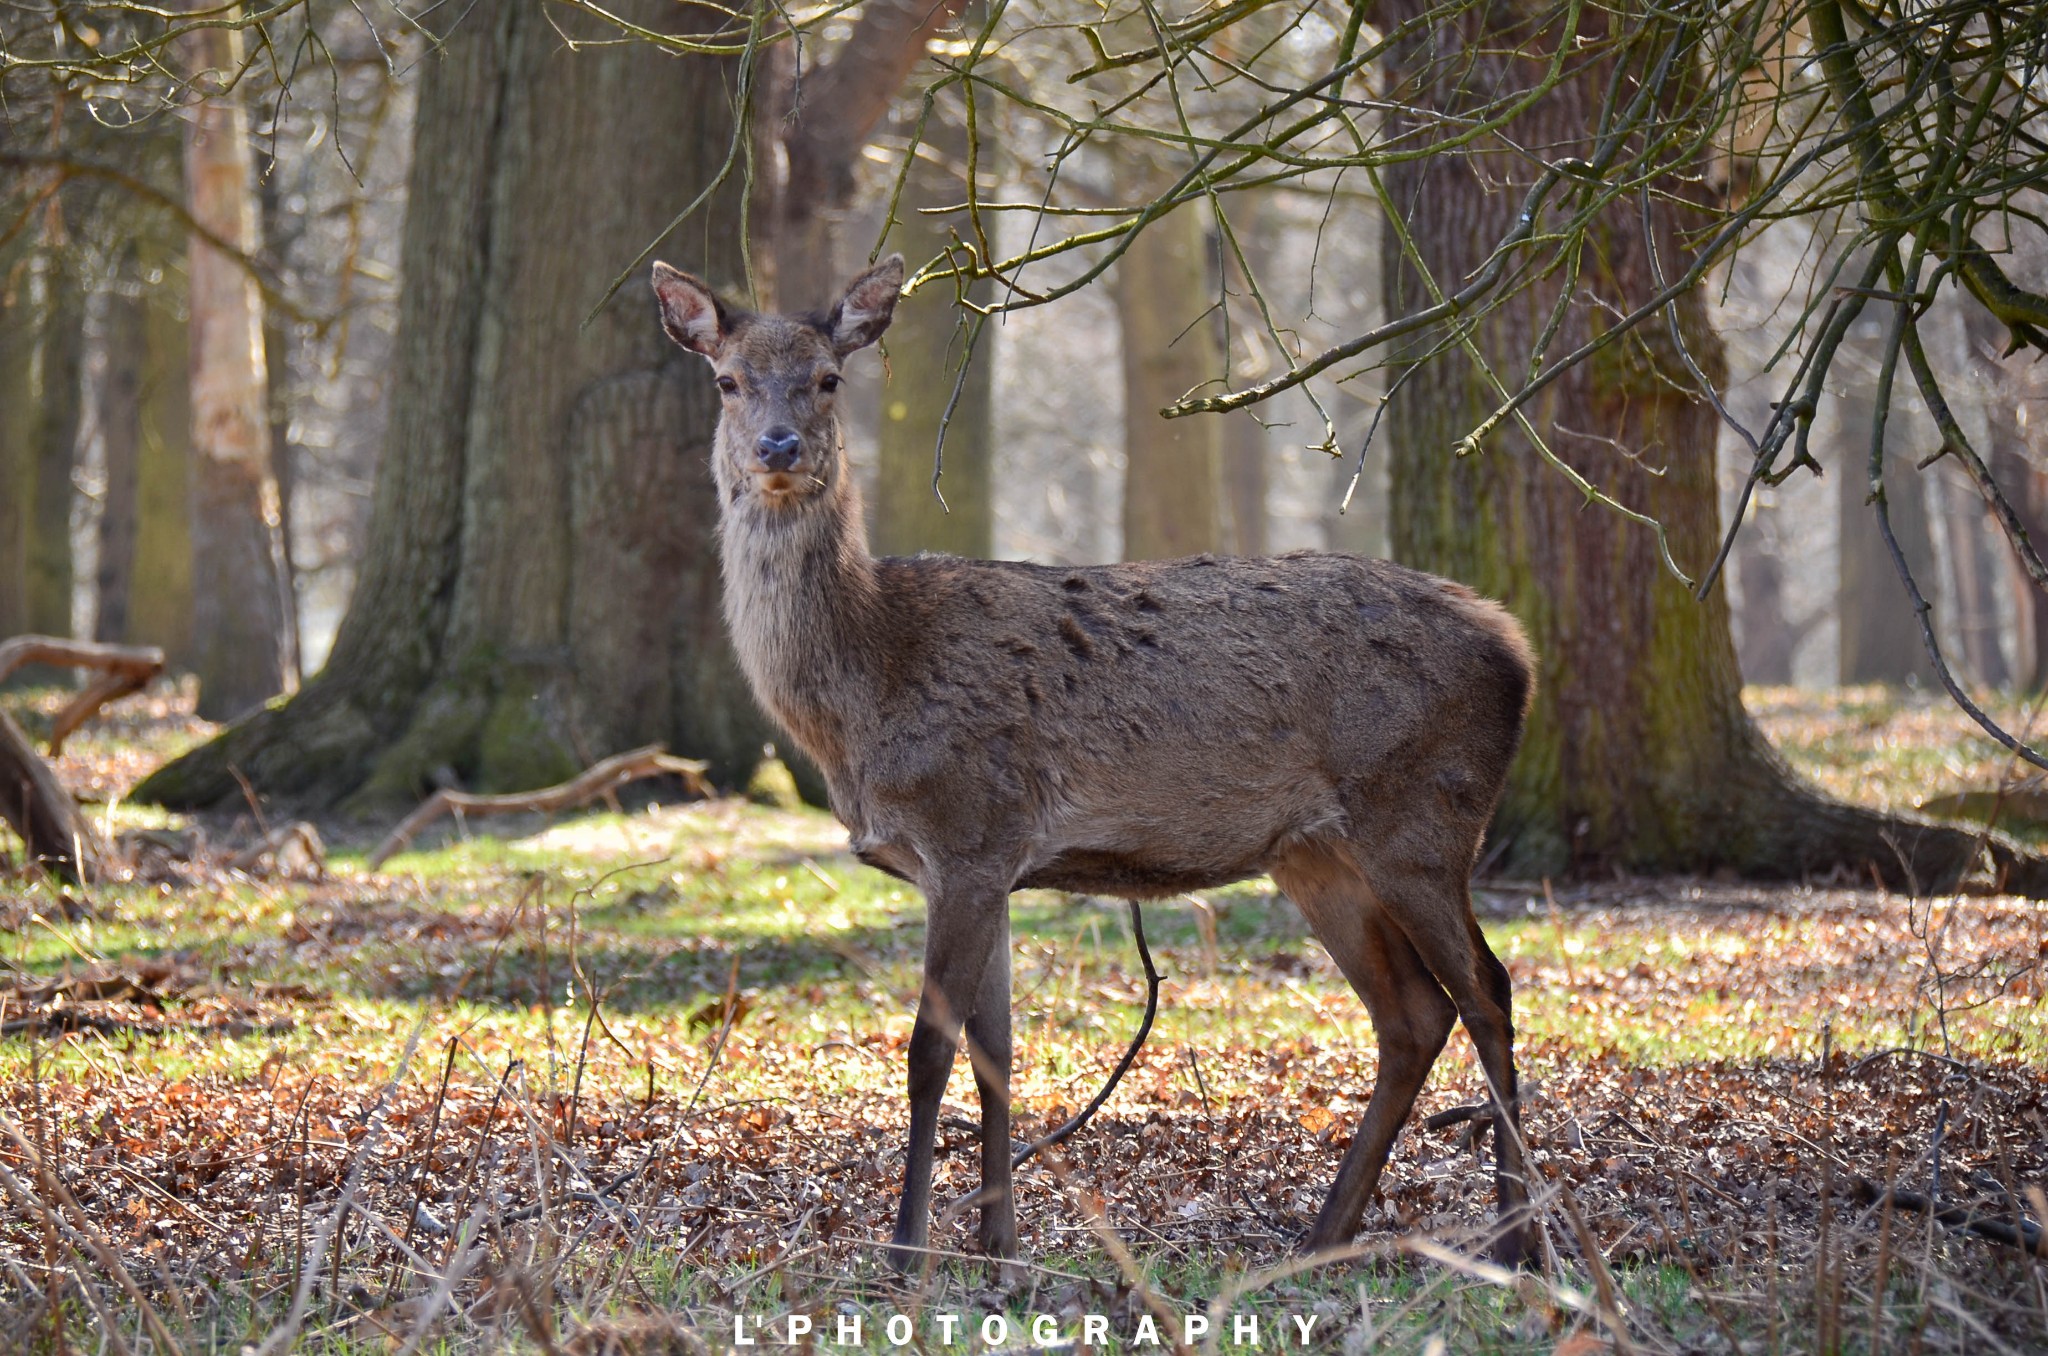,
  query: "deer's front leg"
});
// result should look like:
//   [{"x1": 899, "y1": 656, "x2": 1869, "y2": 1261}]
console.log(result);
[
  {"x1": 887, "y1": 876, "x2": 1006, "y2": 1272},
  {"x1": 965, "y1": 910, "x2": 1015, "y2": 1259}
]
